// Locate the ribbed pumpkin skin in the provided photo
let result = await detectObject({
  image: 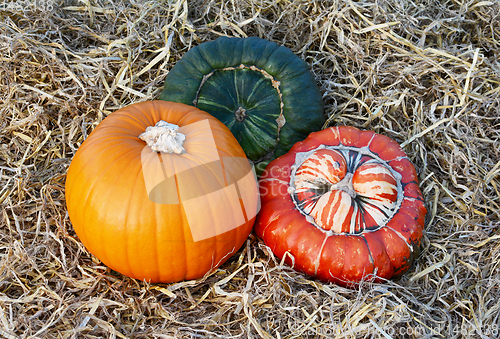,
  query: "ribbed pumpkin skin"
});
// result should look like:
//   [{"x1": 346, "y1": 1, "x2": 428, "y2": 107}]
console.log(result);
[
  {"x1": 159, "y1": 36, "x2": 324, "y2": 172},
  {"x1": 255, "y1": 126, "x2": 426, "y2": 287},
  {"x1": 65, "y1": 101, "x2": 258, "y2": 283}
]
